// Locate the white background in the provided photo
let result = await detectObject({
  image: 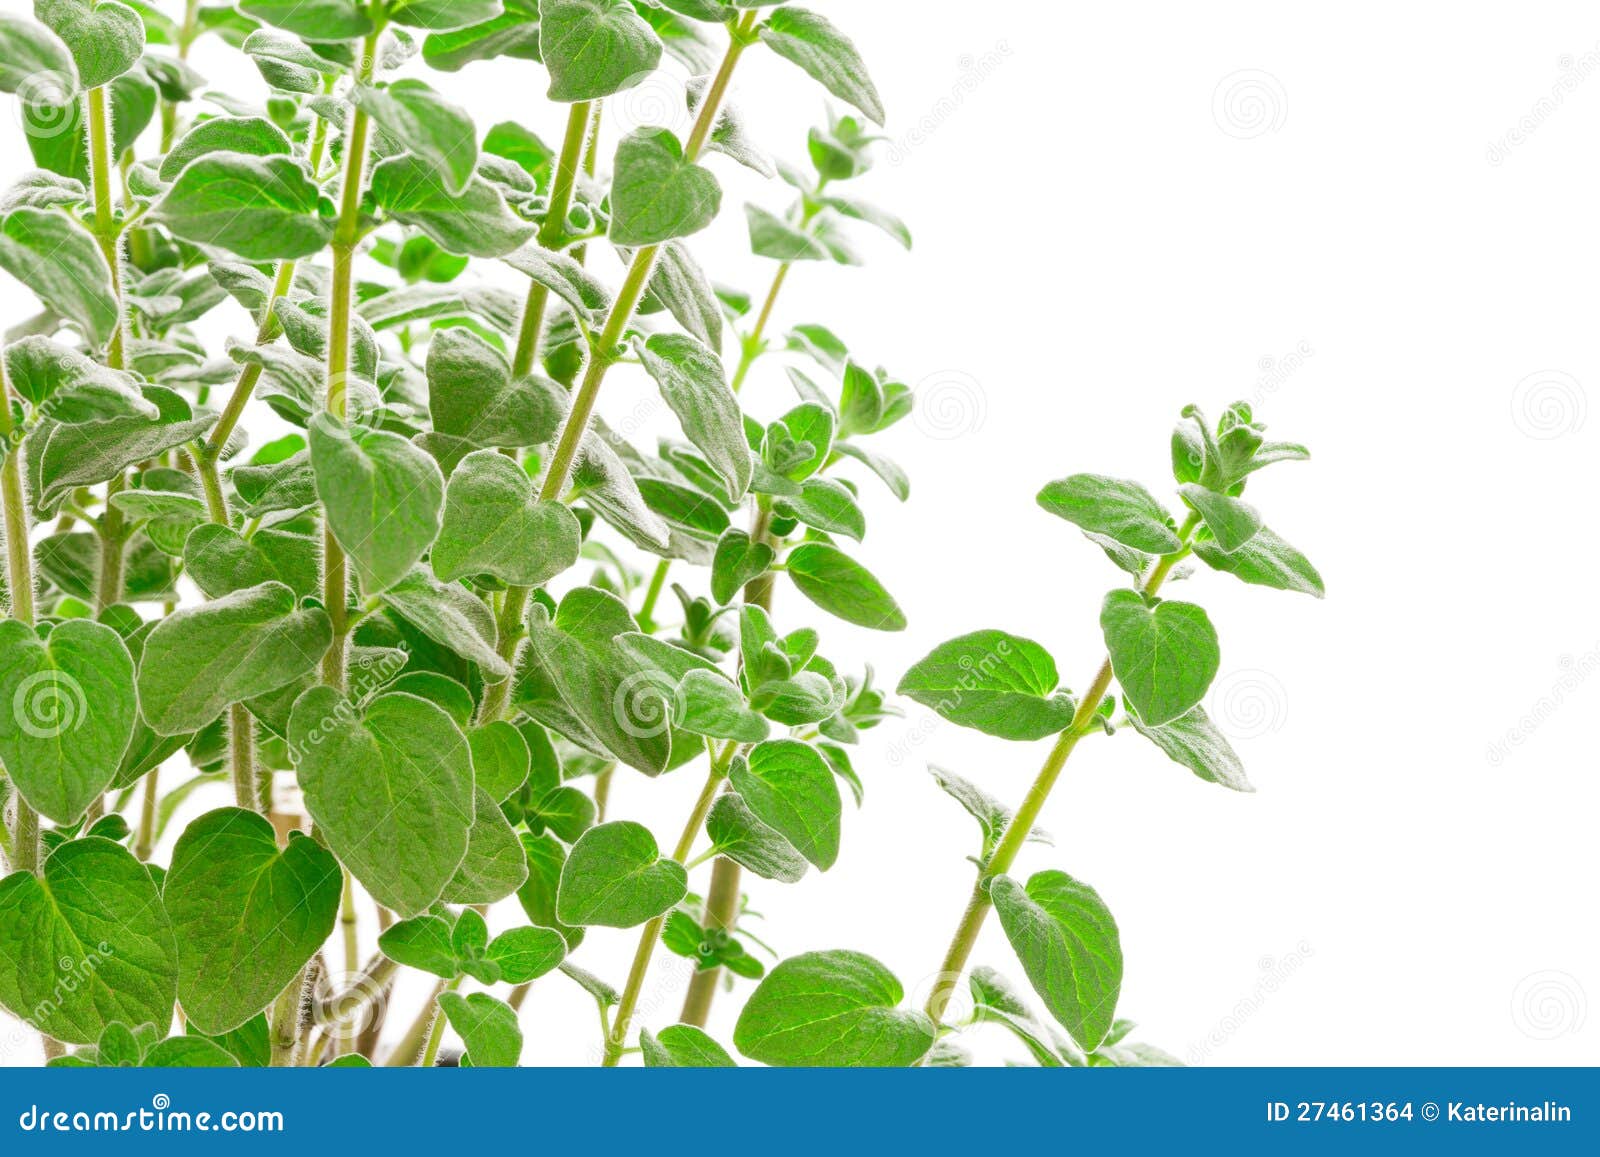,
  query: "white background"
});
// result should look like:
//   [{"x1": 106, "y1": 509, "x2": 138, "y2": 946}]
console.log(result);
[{"x1": 2, "y1": 0, "x2": 1597, "y2": 1066}]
